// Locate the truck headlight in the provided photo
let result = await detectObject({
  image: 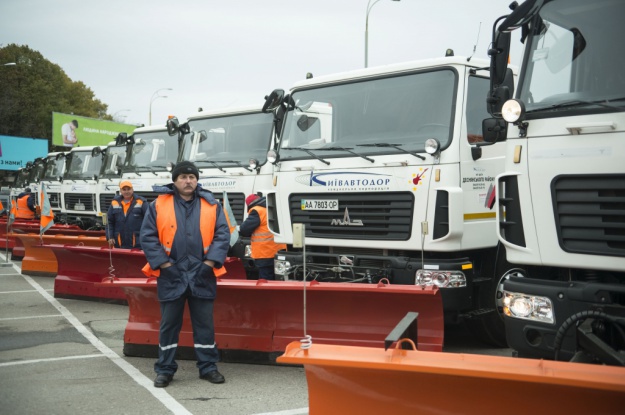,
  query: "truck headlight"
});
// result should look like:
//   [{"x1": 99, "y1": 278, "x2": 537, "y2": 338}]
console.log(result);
[
  {"x1": 415, "y1": 270, "x2": 466, "y2": 288},
  {"x1": 274, "y1": 259, "x2": 291, "y2": 276},
  {"x1": 501, "y1": 99, "x2": 525, "y2": 123},
  {"x1": 503, "y1": 291, "x2": 554, "y2": 324}
]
